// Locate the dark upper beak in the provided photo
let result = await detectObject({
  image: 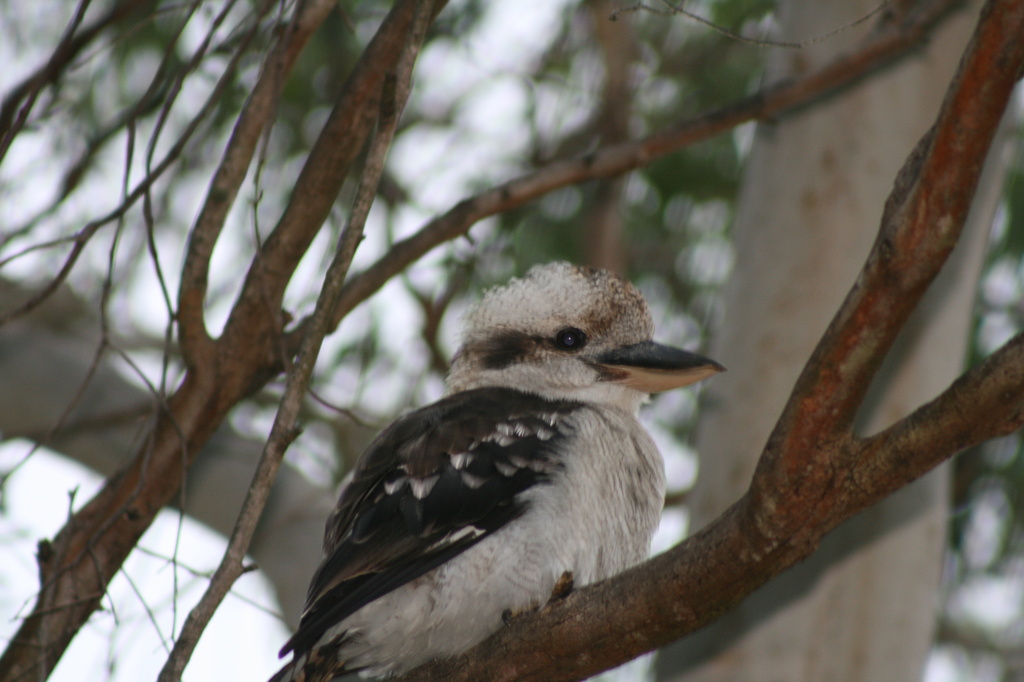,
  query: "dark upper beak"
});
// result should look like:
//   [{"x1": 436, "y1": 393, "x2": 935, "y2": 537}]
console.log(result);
[{"x1": 594, "y1": 340, "x2": 725, "y2": 393}]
